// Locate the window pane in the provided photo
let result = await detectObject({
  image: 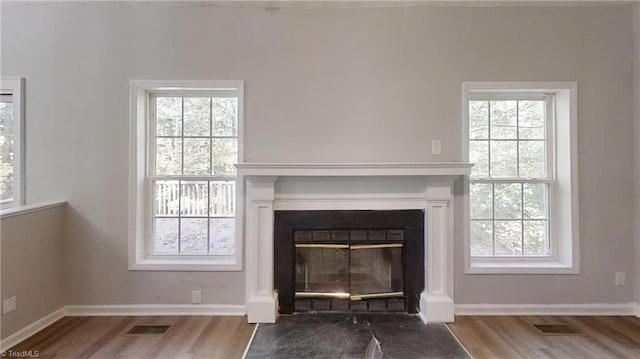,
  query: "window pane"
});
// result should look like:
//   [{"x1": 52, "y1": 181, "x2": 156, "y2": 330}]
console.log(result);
[
  {"x1": 213, "y1": 97, "x2": 238, "y2": 136},
  {"x1": 210, "y1": 181, "x2": 235, "y2": 216},
  {"x1": 470, "y1": 183, "x2": 492, "y2": 219},
  {"x1": 155, "y1": 138, "x2": 182, "y2": 175},
  {"x1": 153, "y1": 218, "x2": 178, "y2": 255},
  {"x1": 490, "y1": 141, "x2": 517, "y2": 177},
  {"x1": 469, "y1": 100, "x2": 488, "y2": 139},
  {"x1": 519, "y1": 100, "x2": 545, "y2": 139},
  {"x1": 495, "y1": 220, "x2": 522, "y2": 255},
  {"x1": 519, "y1": 141, "x2": 545, "y2": 178},
  {"x1": 154, "y1": 180, "x2": 180, "y2": 216},
  {"x1": 0, "y1": 101, "x2": 15, "y2": 202},
  {"x1": 180, "y1": 218, "x2": 208, "y2": 254},
  {"x1": 210, "y1": 218, "x2": 235, "y2": 255},
  {"x1": 470, "y1": 220, "x2": 493, "y2": 256},
  {"x1": 469, "y1": 141, "x2": 488, "y2": 177},
  {"x1": 183, "y1": 97, "x2": 211, "y2": 136},
  {"x1": 490, "y1": 100, "x2": 517, "y2": 139},
  {"x1": 523, "y1": 183, "x2": 547, "y2": 219},
  {"x1": 494, "y1": 183, "x2": 521, "y2": 219},
  {"x1": 524, "y1": 220, "x2": 549, "y2": 255},
  {"x1": 156, "y1": 97, "x2": 182, "y2": 136},
  {"x1": 183, "y1": 138, "x2": 211, "y2": 175},
  {"x1": 212, "y1": 138, "x2": 238, "y2": 175},
  {"x1": 180, "y1": 181, "x2": 208, "y2": 217}
]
